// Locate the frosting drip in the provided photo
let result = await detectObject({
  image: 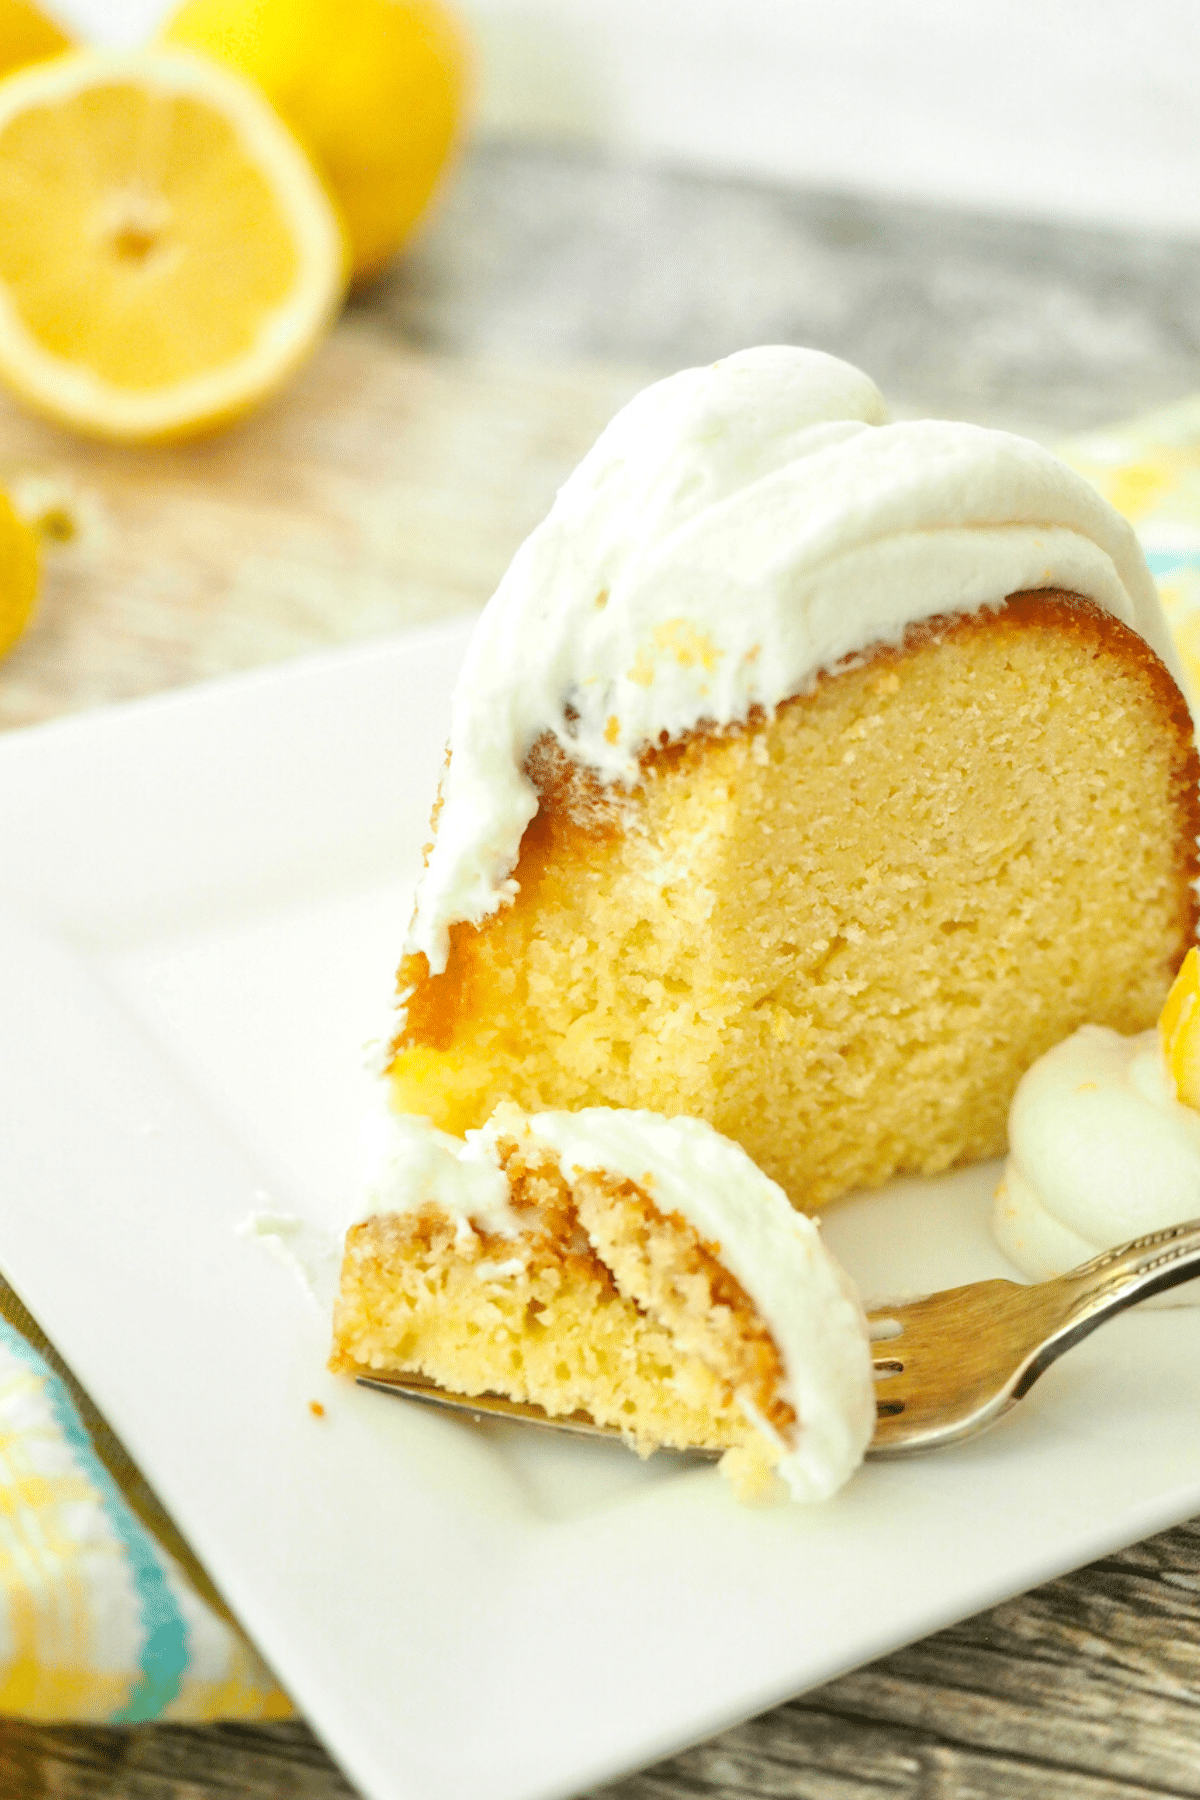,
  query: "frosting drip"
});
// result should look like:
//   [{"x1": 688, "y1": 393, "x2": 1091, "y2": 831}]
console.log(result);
[{"x1": 404, "y1": 345, "x2": 1177, "y2": 975}]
